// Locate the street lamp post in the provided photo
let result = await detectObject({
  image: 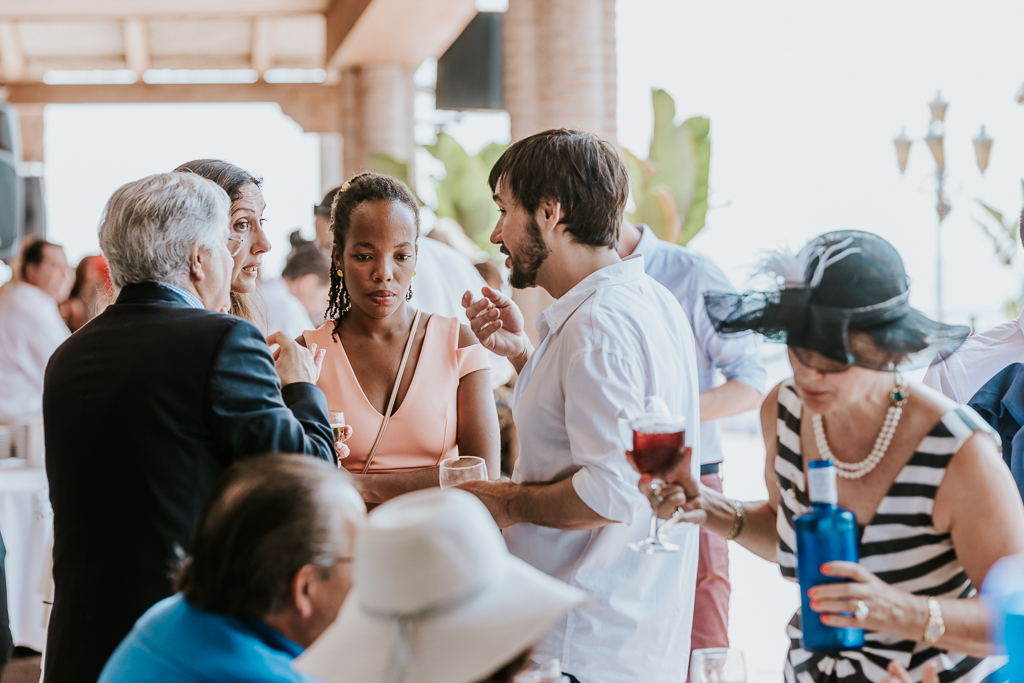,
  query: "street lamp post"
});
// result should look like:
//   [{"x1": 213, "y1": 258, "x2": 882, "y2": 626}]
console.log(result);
[{"x1": 893, "y1": 91, "x2": 992, "y2": 321}]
